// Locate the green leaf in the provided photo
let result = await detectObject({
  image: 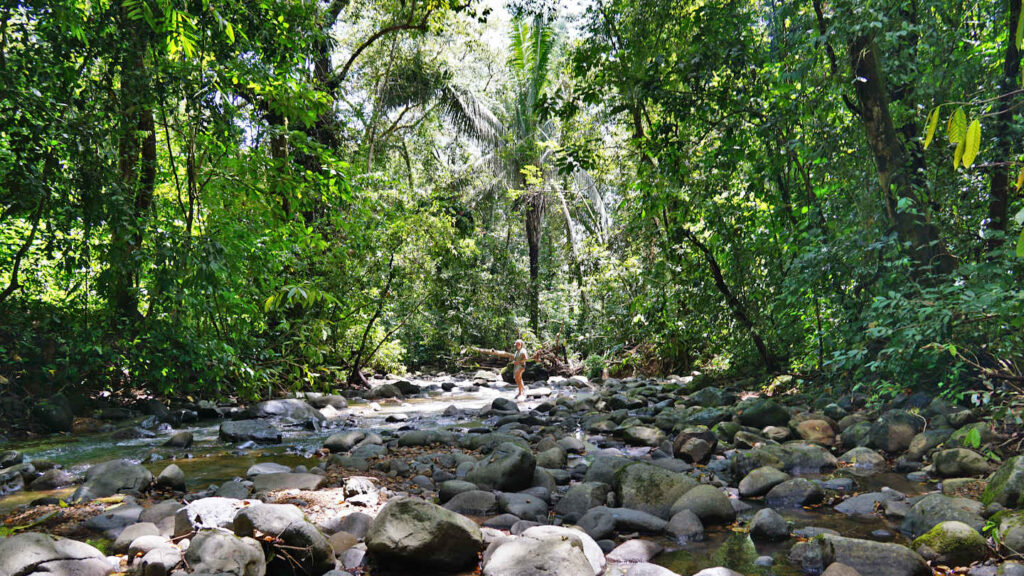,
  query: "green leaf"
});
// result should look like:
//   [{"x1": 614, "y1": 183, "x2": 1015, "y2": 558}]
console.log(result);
[
  {"x1": 948, "y1": 107, "x2": 967, "y2": 144},
  {"x1": 953, "y1": 138, "x2": 965, "y2": 169},
  {"x1": 966, "y1": 427, "x2": 982, "y2": 449},
  {"x1": 1017, "y1": 2, "x2": 1024, "y2": 50},
  {"x1": 1017, "y1": 228, "x2": 1024, "y2": 258},
  {"x1": 962, "y1": 119, "x2": 981, "y2": 167},
  {"x1": 1014, "y1": 207, "x2": 1024, "y2": 225},
  {"x1": 923, "y1": 108, "x2": 939, "y2": 149}
]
